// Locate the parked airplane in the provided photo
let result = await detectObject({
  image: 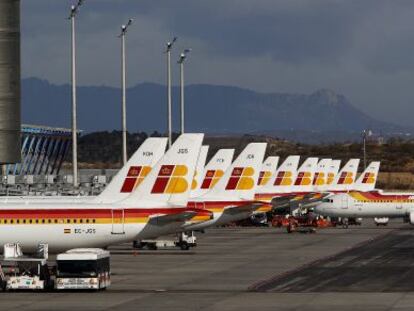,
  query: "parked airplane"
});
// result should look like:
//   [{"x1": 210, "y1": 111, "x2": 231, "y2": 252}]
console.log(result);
[
  {"x1": 0, "y1": 134, "x2": 212, "y2": 253},
  {"x1": 303, "y1": 160, "x2": 380, "y2": 210},
  {"x1": 185, "y1": 143, "x2": 268, "y2": 230},
  {"x1": 314, "y1": 190, "x2": 414, "y2": 222},
  {"x1": 0, "y1": 137, "x2": 168, "y2": 204}
]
